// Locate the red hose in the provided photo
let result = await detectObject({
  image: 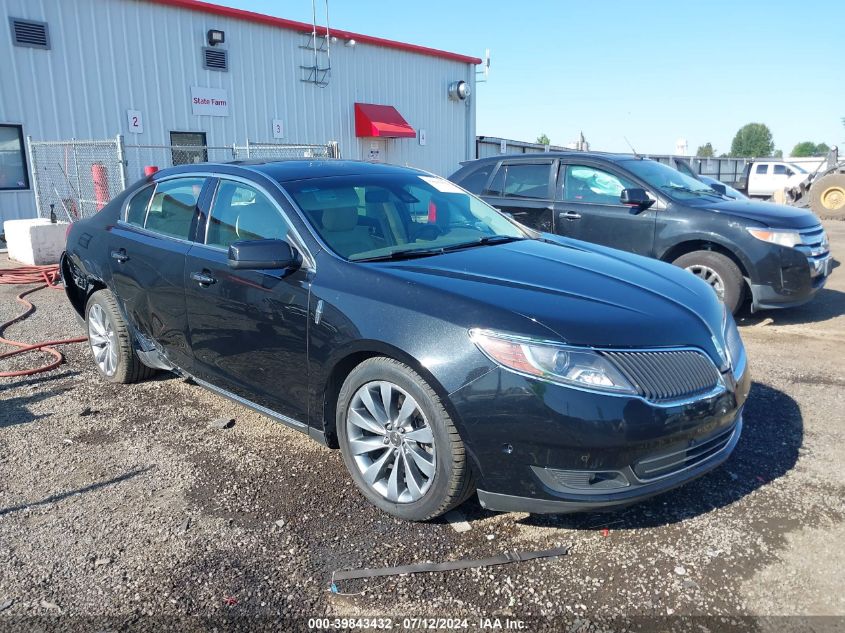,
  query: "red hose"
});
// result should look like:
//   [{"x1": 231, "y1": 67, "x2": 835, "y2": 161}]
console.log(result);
[{"x1": 0, "y1": 265, "x2": 88, "y2": 378}]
